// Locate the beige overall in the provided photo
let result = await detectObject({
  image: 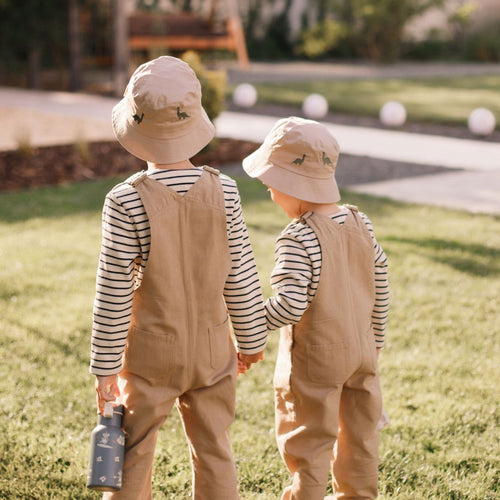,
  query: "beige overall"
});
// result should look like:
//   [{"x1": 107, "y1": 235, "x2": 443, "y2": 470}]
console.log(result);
[
  {"x1": 274, "y1": 209, "x2": 382, "y2": 500},
  {"x1": 104, "y1": 167, "x2": 239, "y2": 500}
]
